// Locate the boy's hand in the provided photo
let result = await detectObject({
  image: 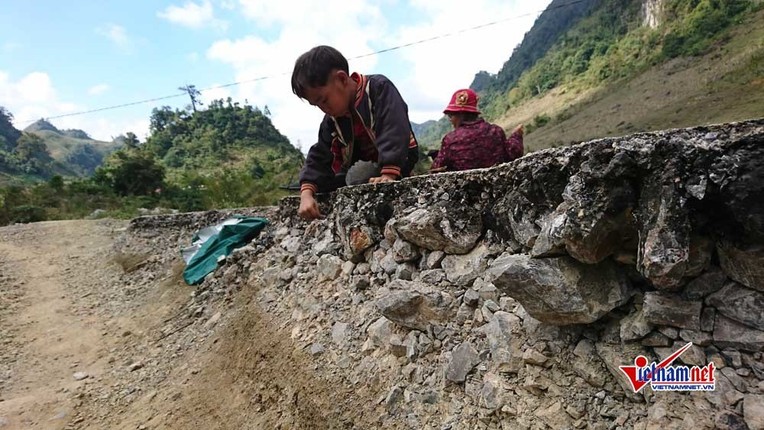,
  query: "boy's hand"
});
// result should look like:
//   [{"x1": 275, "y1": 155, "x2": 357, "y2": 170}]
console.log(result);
[
  {"x1": 368, "y1": 173, "x2": 397, "y2": 184},
  {"x1": 298, "y1": 191, "x2": 322, "y2": 220}
]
